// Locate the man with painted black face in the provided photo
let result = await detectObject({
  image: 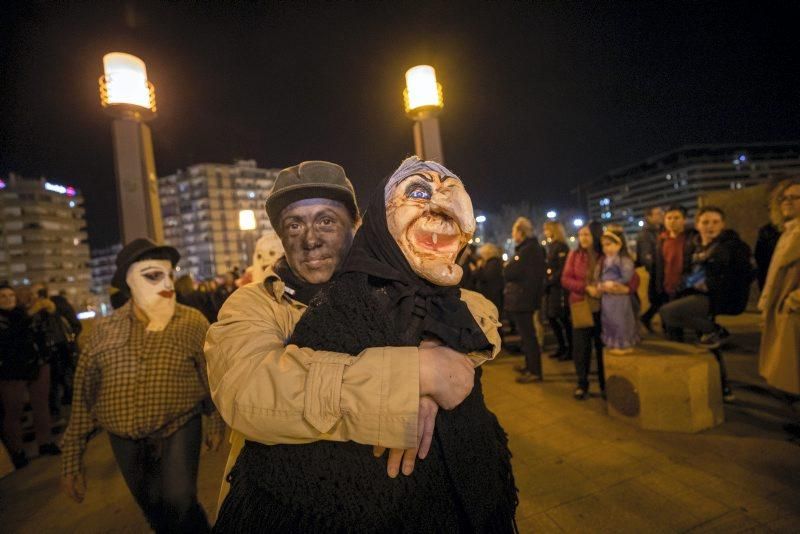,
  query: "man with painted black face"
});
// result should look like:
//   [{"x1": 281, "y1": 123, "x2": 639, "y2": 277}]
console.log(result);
[
  {"x1": 206, "y1": 160, "x2": 500, "y2": 514},
  {"x1": 60, "y1": 239, "x2": 224, "y2": 532}
]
